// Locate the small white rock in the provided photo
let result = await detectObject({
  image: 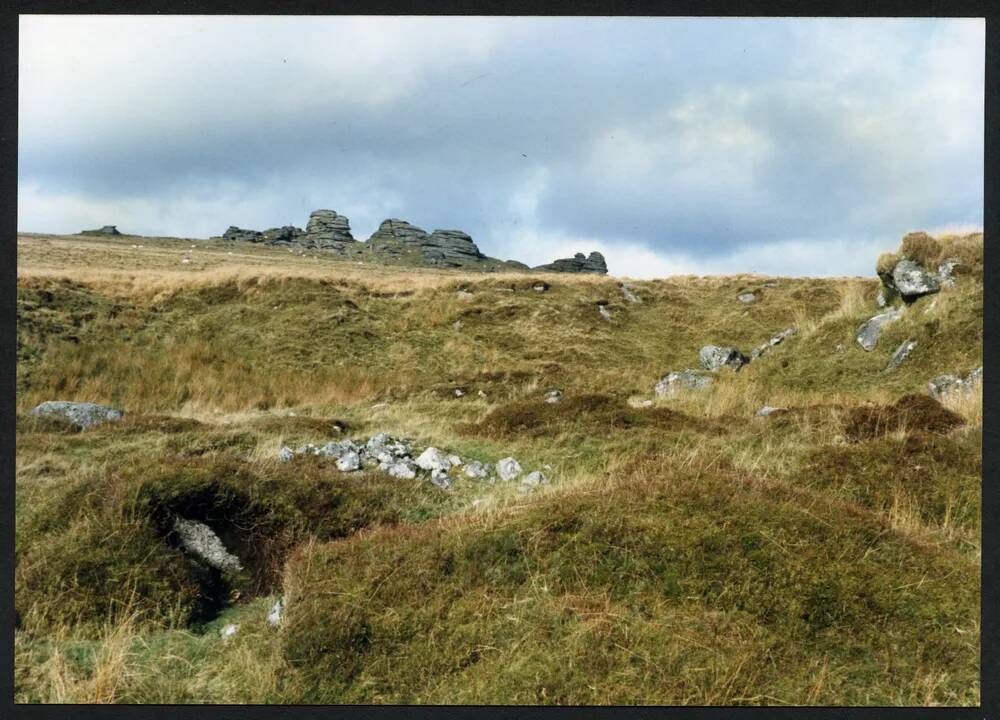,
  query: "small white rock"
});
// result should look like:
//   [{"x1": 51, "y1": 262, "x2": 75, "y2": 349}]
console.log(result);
[
  {"x1": 278, "y1": 446, "x2": 295, "y2": 462},
  {"x1": 336, "y1": 451, "x2": 361, "y2": 472},
  {"x1": 496, "y1": 457, "x2": 522, "y2": 482},
  {"x1": 521, "y1": 470, "x2": 548, "y2": 487},
  {"x1": 220, "y1": 623, "x2": 239, "y2": 639},
  {"x1": 415, "y1": 447, "x2": 452, "y2": 473},
  {"x1": 267, "y1": 599, "x2": 283, "y2": 626}
]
